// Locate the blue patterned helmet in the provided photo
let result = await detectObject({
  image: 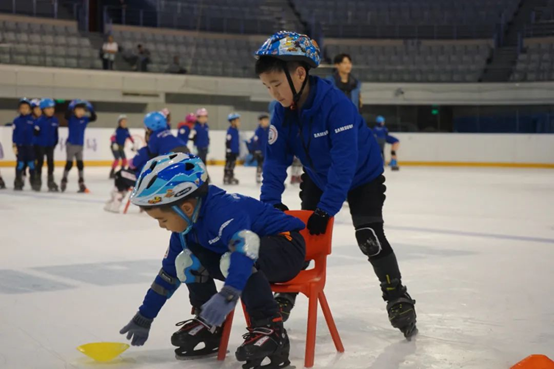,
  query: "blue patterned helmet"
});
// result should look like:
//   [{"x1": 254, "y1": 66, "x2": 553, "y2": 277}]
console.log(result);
[
  {"x1": 30, "y1": 98, "x2": 41, "y2": 108},
  {"x1": 255, "y1": 31, "x2": 321, "y2": 68},
  {"x1": 144, "y1": 111, "x2": 167, "y2": 131},
  {"x1": 19, "y1": 98, "x2": 31, "y2": 107},
  {"x1": 228, "y1": 112, "x2": 241, "y2": 121},
  {"x1": 40, "y1": 98, "x2": 55, "y2": 110},
  {"x1": 376, "y1": 116, "x2": 385, "y2": 124},
  {"x1": 131, "y1": 153, "x2": 208, "y2": 208}
]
